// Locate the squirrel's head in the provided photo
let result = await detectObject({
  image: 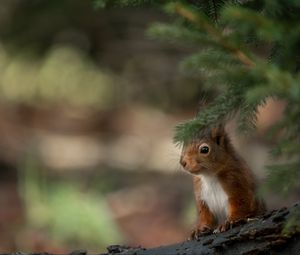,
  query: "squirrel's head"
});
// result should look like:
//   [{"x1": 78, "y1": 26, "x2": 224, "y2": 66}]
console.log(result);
[{"x1": 180, "y1": 125, "x2": 232, "y2": 175}]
